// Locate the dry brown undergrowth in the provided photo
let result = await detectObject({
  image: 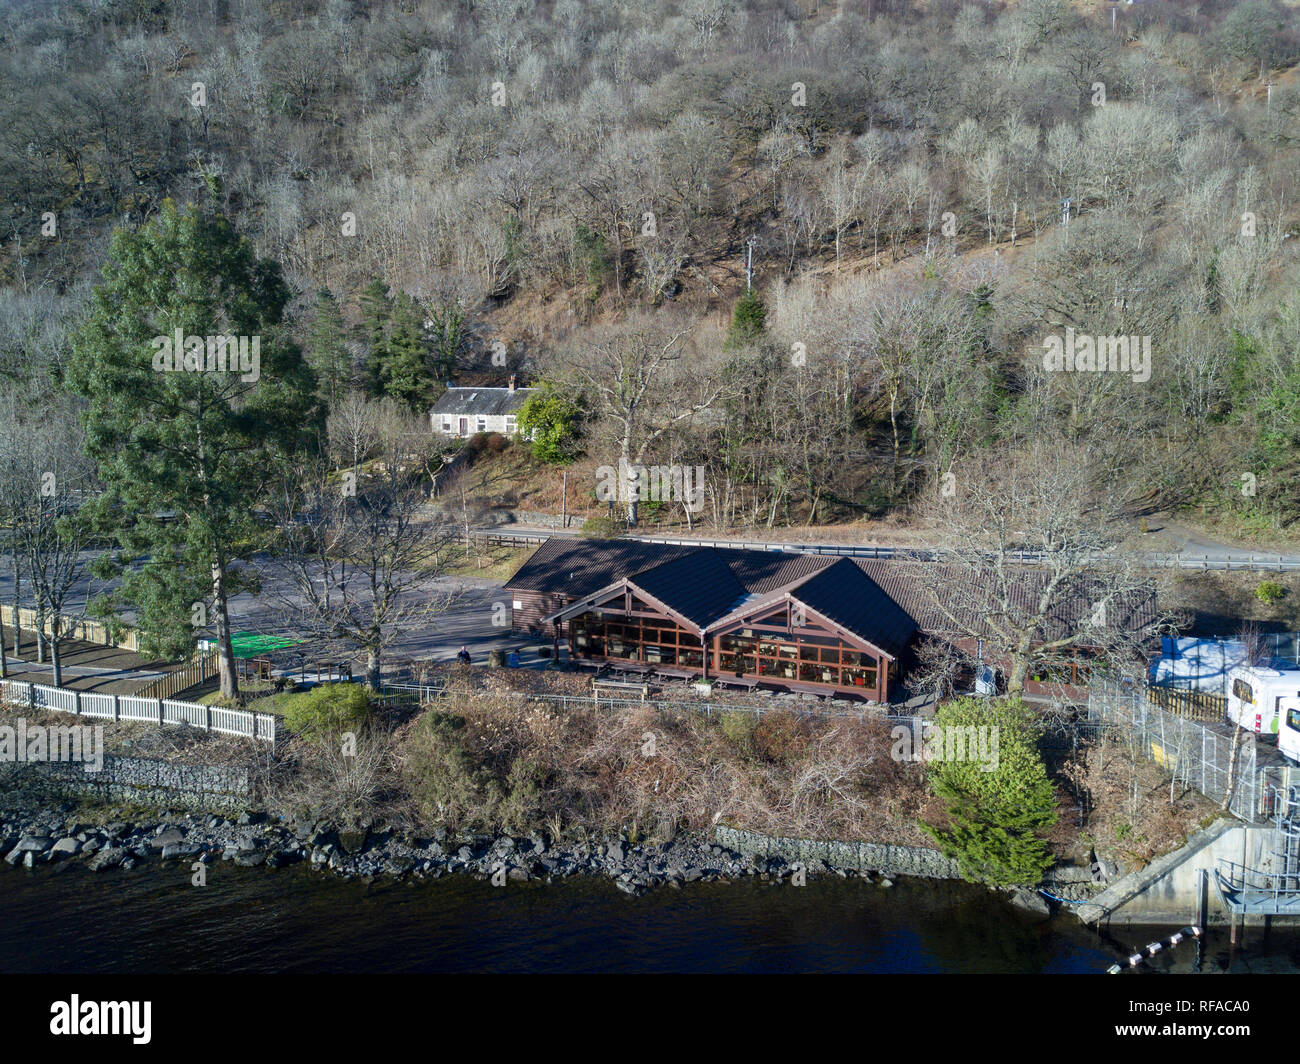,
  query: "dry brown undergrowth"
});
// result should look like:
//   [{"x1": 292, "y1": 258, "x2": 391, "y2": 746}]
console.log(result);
[{"x1": 1058, "y1": 735, "x2": 1218, "y2": 869}]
